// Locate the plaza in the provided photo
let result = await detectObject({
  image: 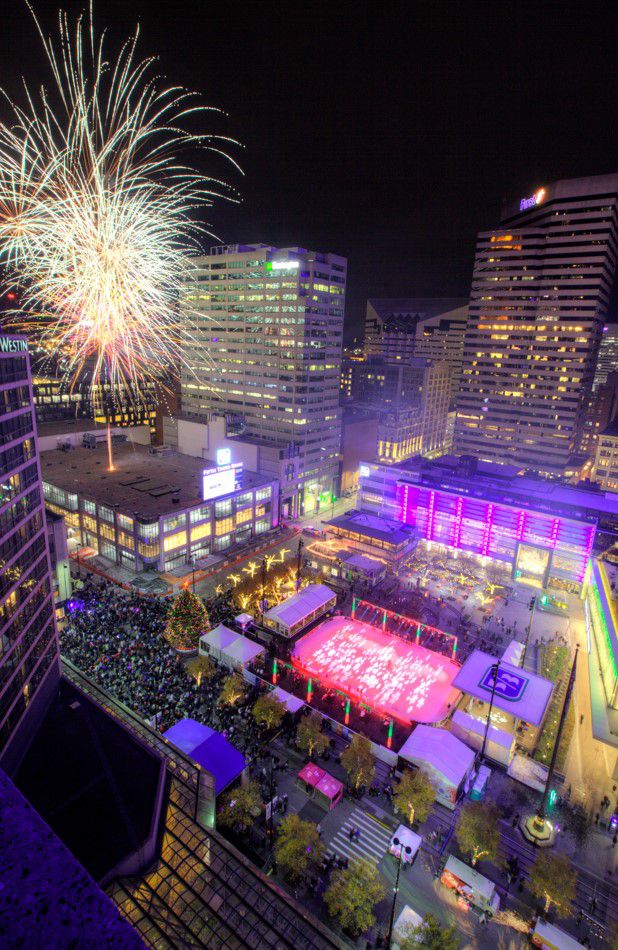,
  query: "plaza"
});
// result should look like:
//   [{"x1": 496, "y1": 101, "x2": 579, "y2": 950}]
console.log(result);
[{"x1": 292, "y1": 615, "x2": 461, "y2": 726}]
